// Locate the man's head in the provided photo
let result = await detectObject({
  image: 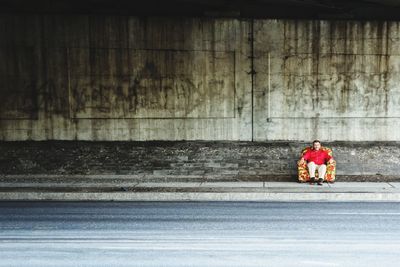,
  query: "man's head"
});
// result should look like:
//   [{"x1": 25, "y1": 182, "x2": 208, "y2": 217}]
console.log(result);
[{"x1": 312, "y1": 140, "x2": 321, "y2": 150}]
